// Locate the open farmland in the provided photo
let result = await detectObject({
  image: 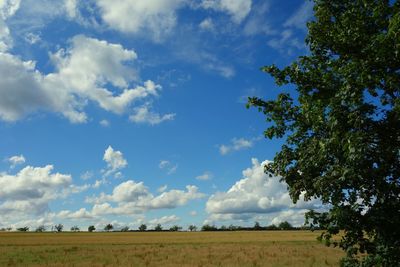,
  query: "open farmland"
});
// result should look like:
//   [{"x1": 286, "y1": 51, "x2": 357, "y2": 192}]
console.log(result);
[{"x1": 0, "y1": 231, "x2": 343, "y2": 267}]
